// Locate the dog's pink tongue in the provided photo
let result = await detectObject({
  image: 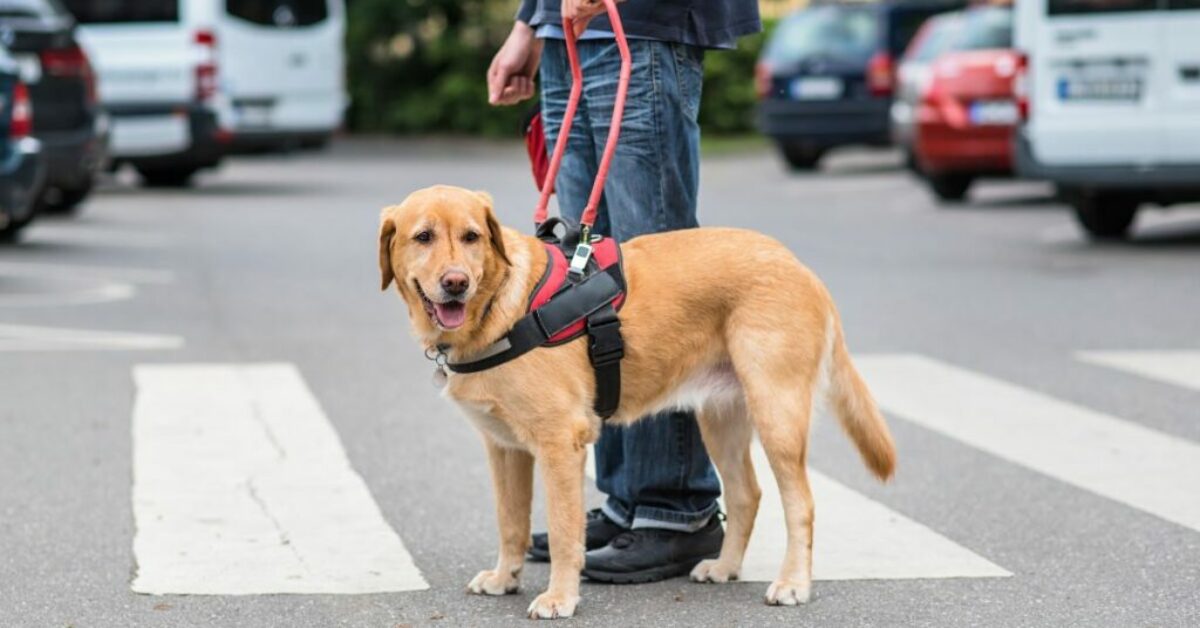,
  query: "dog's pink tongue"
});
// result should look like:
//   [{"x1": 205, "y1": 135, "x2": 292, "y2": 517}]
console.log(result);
[{"x1": 434, "y1": 302, "x2": 467, "y2": 329}]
